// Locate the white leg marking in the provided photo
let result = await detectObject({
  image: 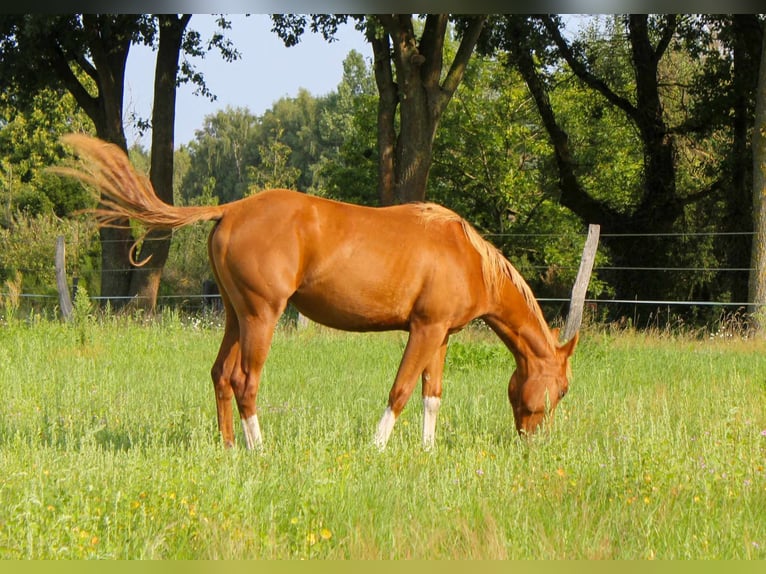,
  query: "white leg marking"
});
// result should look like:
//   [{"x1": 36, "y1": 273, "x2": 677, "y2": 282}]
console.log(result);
[
  {"x1": 241, "y1": 414, "x2": 263, "y2": 450},
  {"x1": 374, "y1": 407, "x2": 396, "y2": 450},
  {"x1": 422, "y1": 396, "x2": 441, "y2": 450}
]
